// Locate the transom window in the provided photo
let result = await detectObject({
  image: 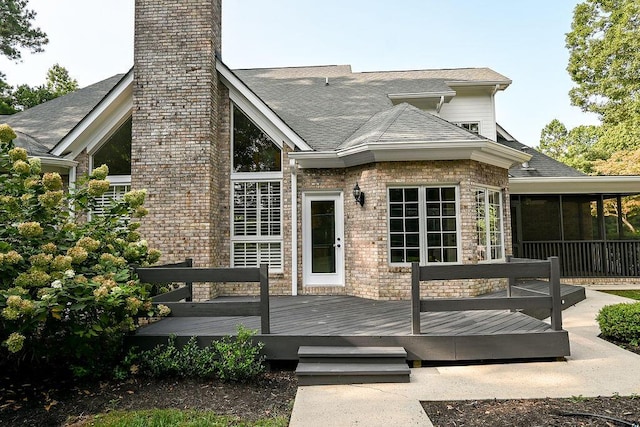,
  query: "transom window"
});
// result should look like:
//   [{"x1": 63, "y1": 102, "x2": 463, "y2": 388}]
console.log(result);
[
  {"x1": 388, "y1": 186, "x2": 459, "y2": 264},
  {"x1": 233, "y1": 105, "x2": 282, "y2": 172},
  {"x1": 474, "y1": 187, "x2": 504, "y2": 261},
  {"x1": 231, "y1": 104, "x2": 283, "y2": 272},
  {"x1": 93, "y1": 117, "x2": 131, "y2": 175}
]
